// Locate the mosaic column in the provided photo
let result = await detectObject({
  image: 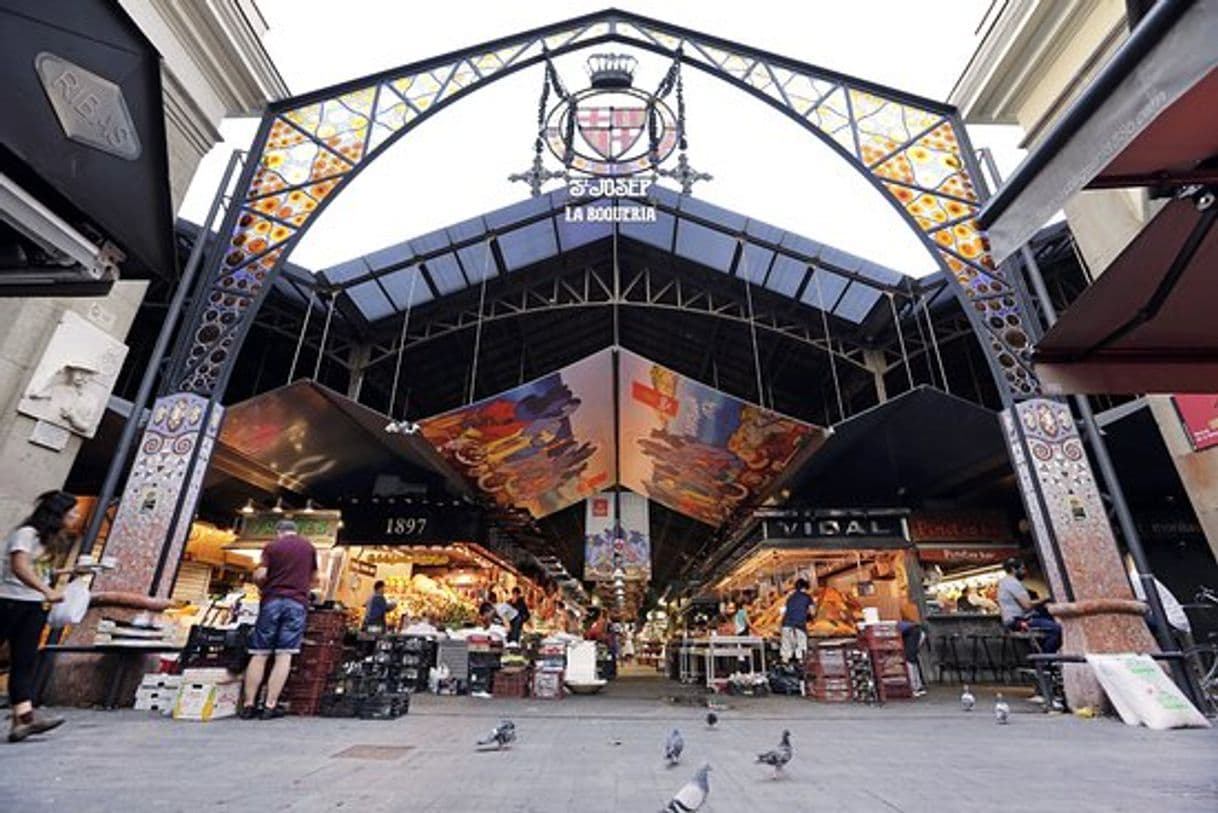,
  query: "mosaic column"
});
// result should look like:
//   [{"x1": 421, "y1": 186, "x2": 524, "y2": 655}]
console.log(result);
[
  {"x1": 90, "y1": 392, "x2": 224, "y2": 597},
  {"x1": 1002, "y1": 398, "x2": 1156, "y2": 708}
]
